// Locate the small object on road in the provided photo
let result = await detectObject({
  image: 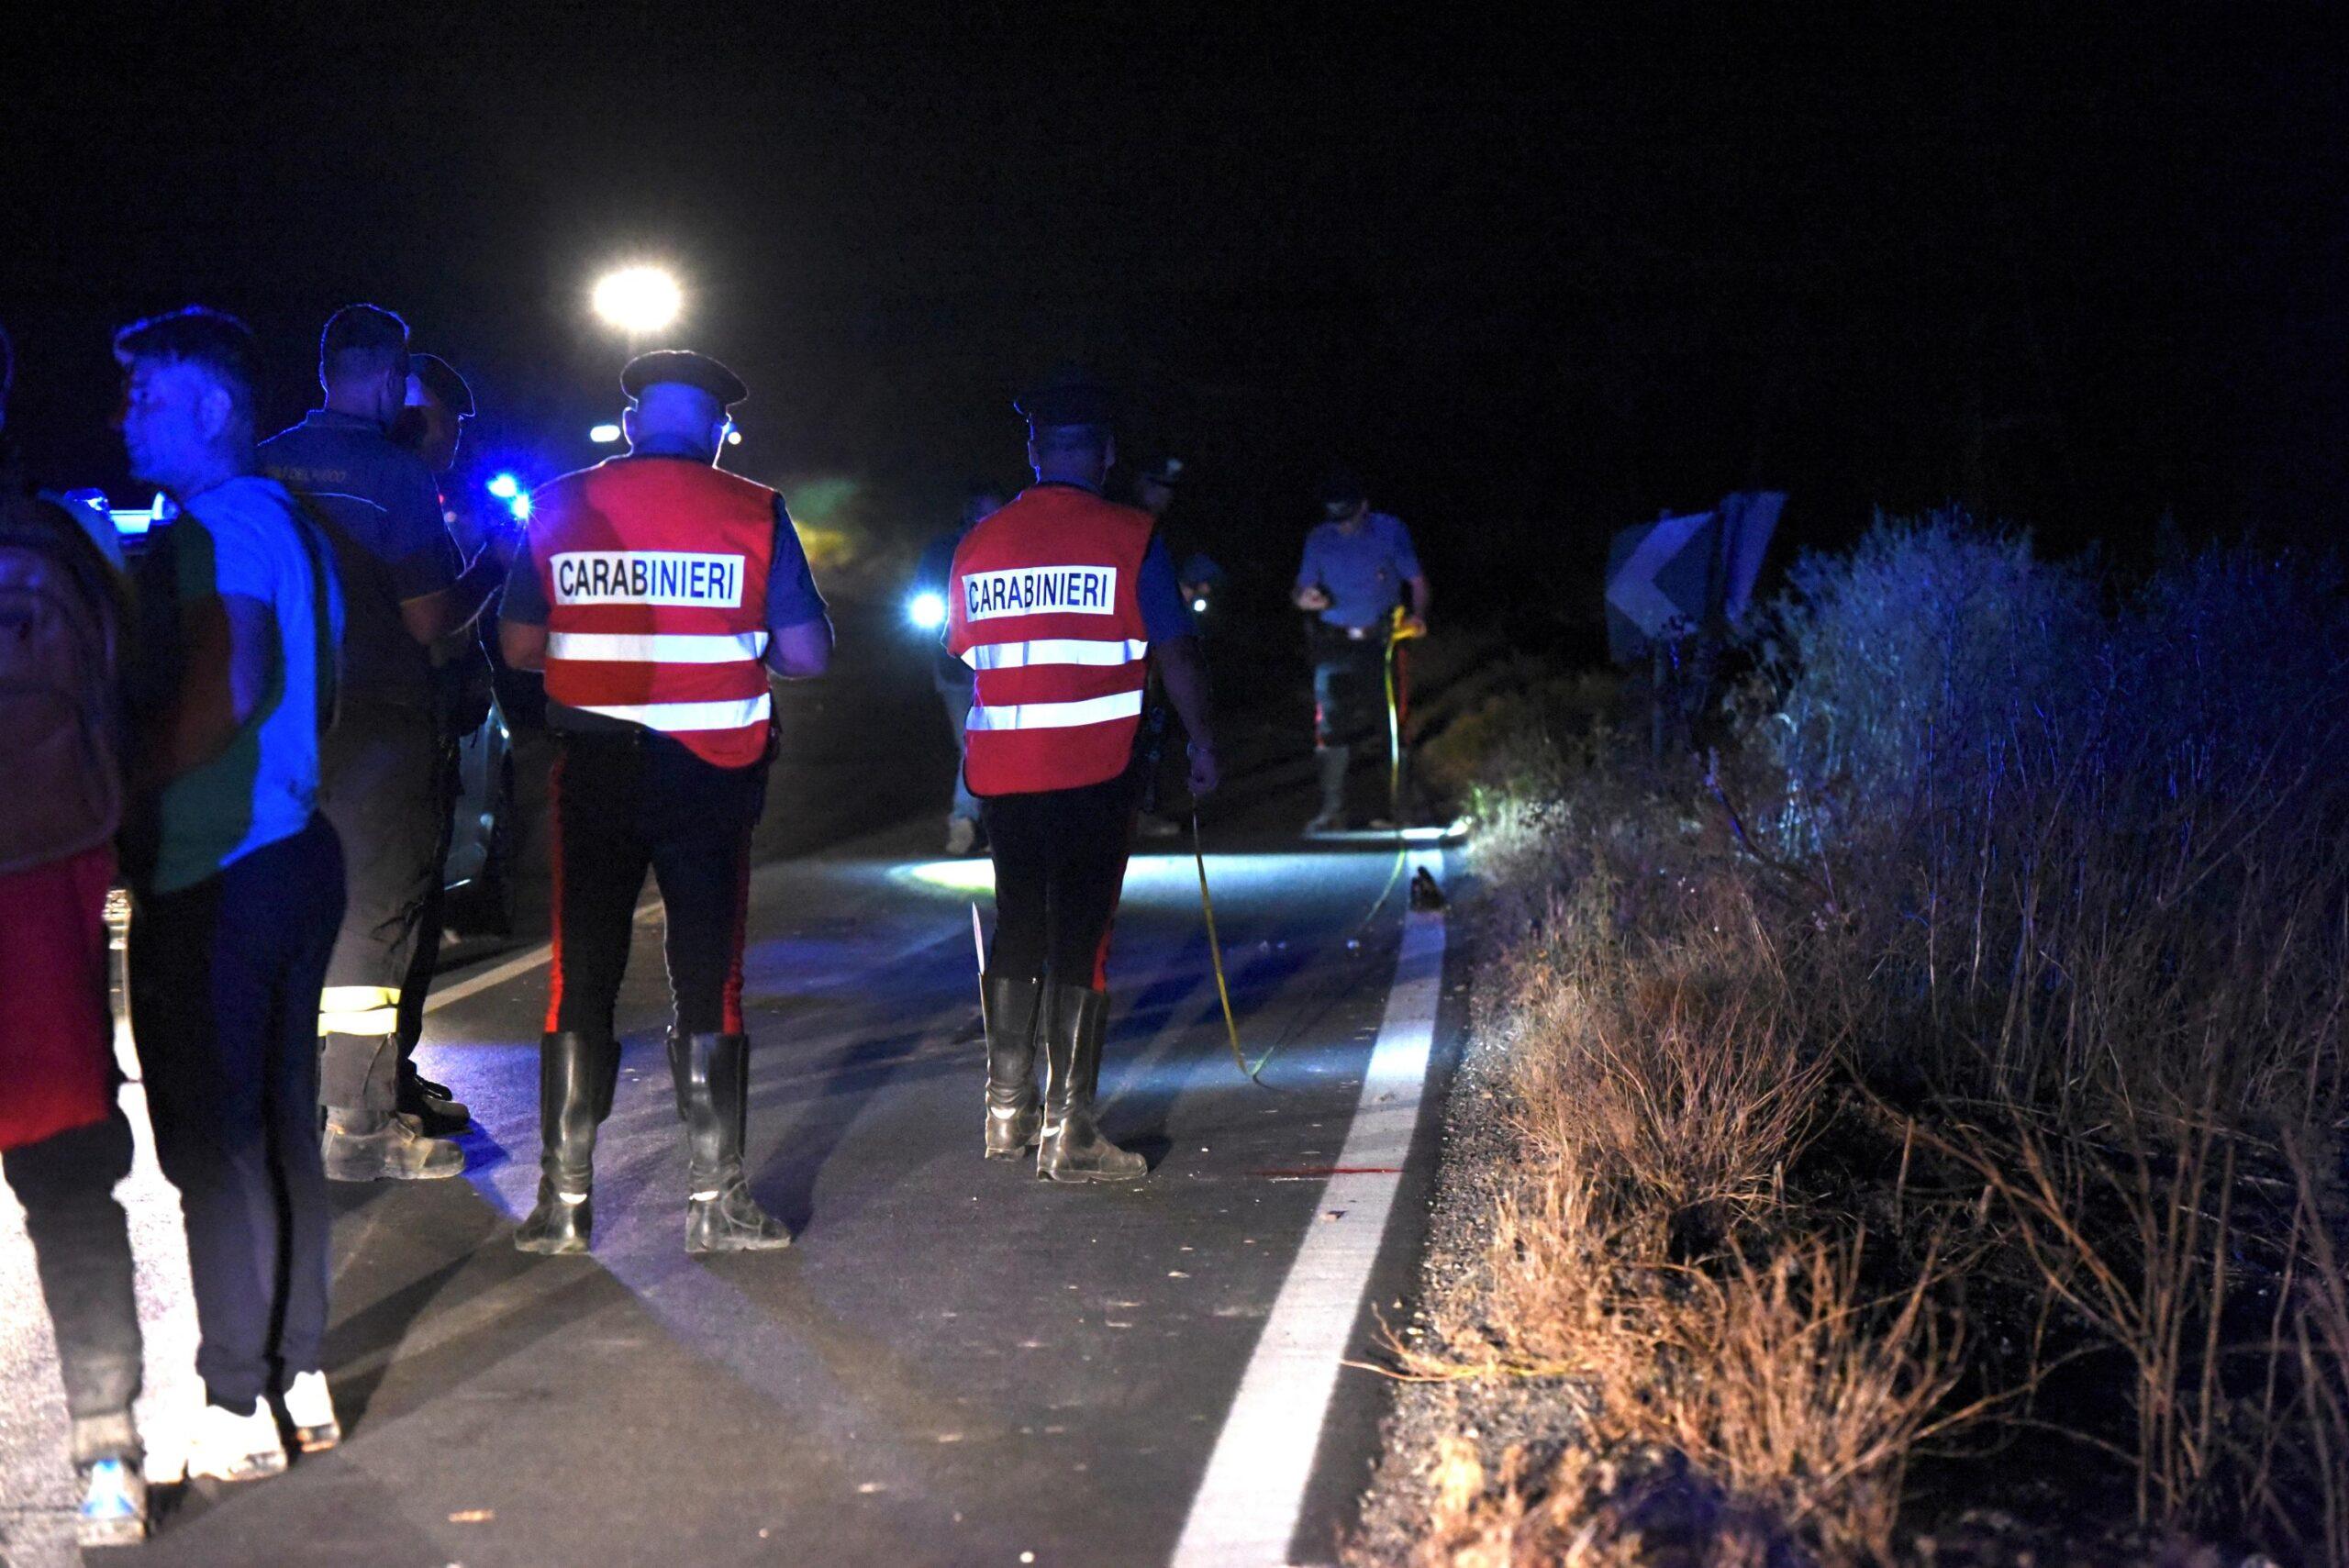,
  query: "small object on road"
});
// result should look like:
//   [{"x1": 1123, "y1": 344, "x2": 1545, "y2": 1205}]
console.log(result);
[
  {"x1": 1408, "y1": 866, "x2": 1445, "y2": 911},
  {"x1": 448, "y1": 1508, "x2": 495, "y2": 1523}
]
